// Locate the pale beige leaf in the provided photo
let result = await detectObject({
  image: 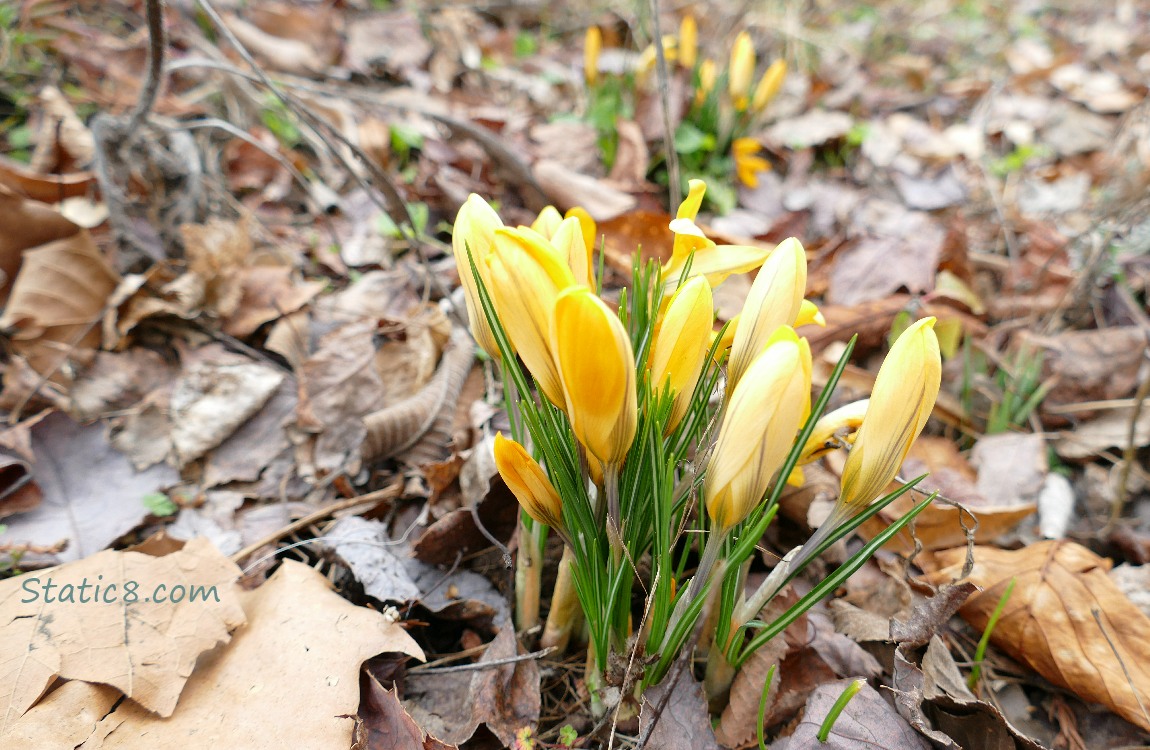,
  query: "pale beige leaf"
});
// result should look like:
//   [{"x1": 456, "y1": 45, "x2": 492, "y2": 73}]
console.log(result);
[
  {"x1": 930, "y1": 541, "x2": 1150, "y2": 732},
  {"x1": 75, "y1": 560, "x2": 423, "y2": 749},
  {"x1": 0, "y1": 538, "x2": 245, "y2": 732},
  {"x1": 0, "y1": 681, "x2": 120, "y2": 750}
]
